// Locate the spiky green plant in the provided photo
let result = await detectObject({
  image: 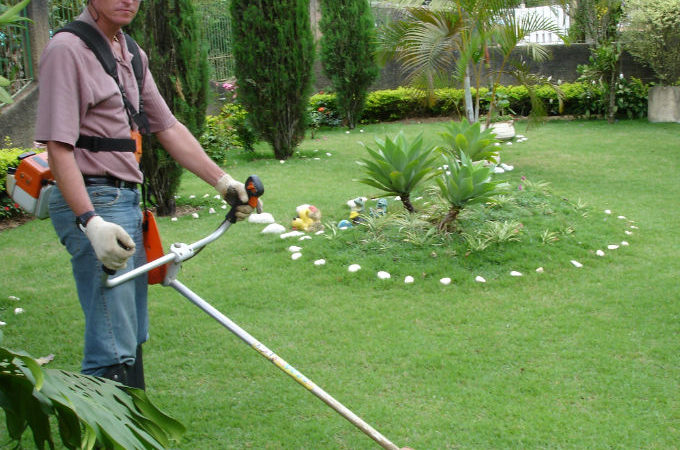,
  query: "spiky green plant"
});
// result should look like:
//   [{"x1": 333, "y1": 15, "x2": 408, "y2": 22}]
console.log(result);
[
  {"x1": 435, "y1": 151, "x2": 507, "y2": 230},
  {"x1": 438, "y1": 118, "x2": 500, "y2": 162},
  {"x1": 356, "y1": 131, "x2": 438, "y2": 213}
]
